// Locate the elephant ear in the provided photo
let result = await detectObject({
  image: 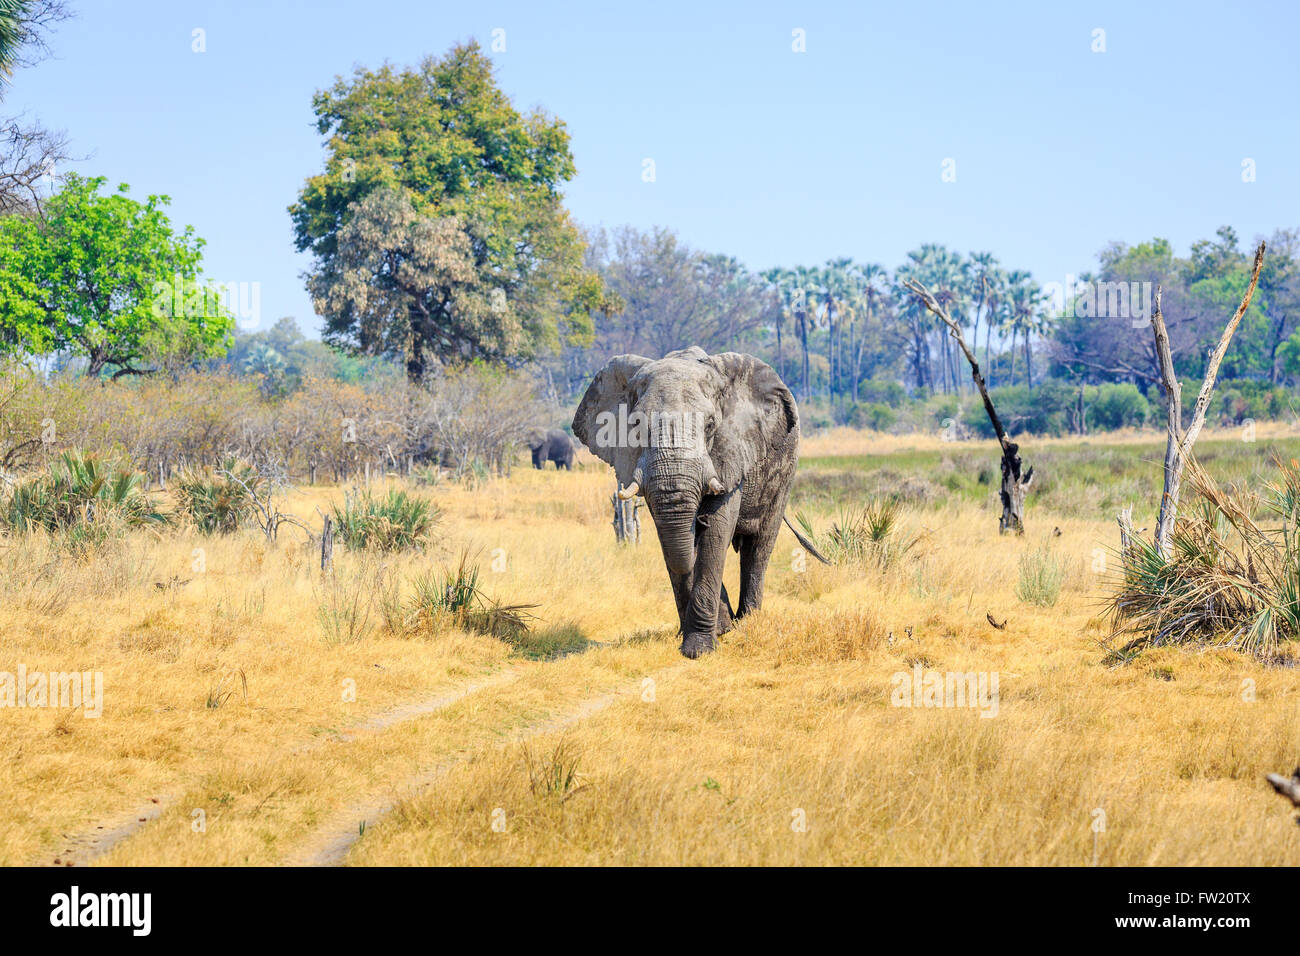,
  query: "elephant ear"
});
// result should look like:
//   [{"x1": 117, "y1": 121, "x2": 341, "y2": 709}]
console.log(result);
[
  {"x1": 705, "y1": 352, "x2": 798, "y2": 492},
  {"x1": 572, "y1": 354, "x2": 651, "y2": 483}
]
